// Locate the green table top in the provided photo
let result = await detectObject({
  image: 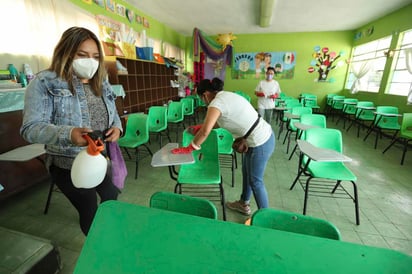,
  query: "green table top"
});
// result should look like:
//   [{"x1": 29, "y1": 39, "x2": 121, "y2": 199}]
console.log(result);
[{"x1": 74, "y1": 201, "x2": 412, "y2": 274}]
